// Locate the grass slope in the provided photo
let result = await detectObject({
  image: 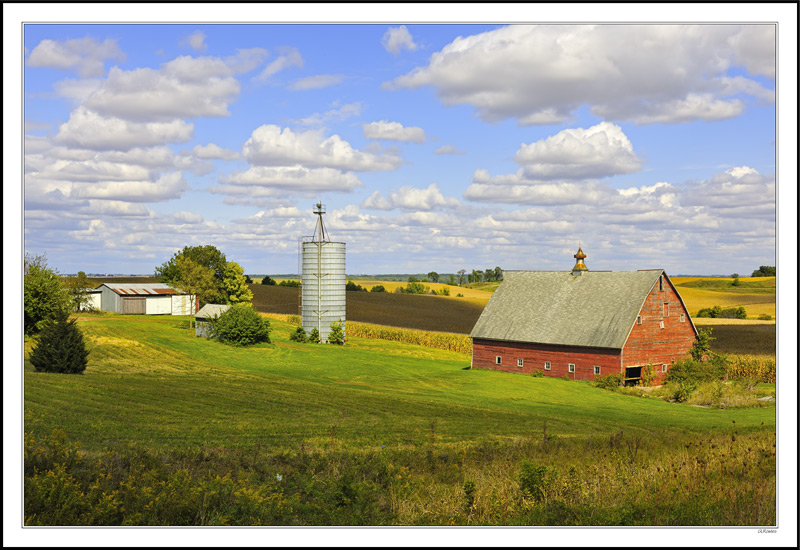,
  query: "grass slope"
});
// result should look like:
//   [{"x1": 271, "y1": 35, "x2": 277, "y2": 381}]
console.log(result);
[{"x1": 25, "y1": 315, "x2": 774, "y2": 455}]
